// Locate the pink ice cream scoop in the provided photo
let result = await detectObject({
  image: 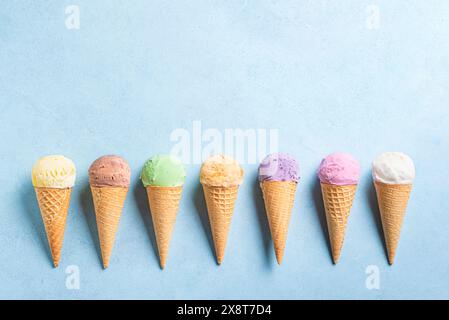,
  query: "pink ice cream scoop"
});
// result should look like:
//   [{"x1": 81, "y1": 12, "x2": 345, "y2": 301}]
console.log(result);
[
  {"x1": 89, "y1": 155, "x2": 131, "y2": 187},
  {"x1": 318, "y1": 153, "x2": 360, "y2": 185}
]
